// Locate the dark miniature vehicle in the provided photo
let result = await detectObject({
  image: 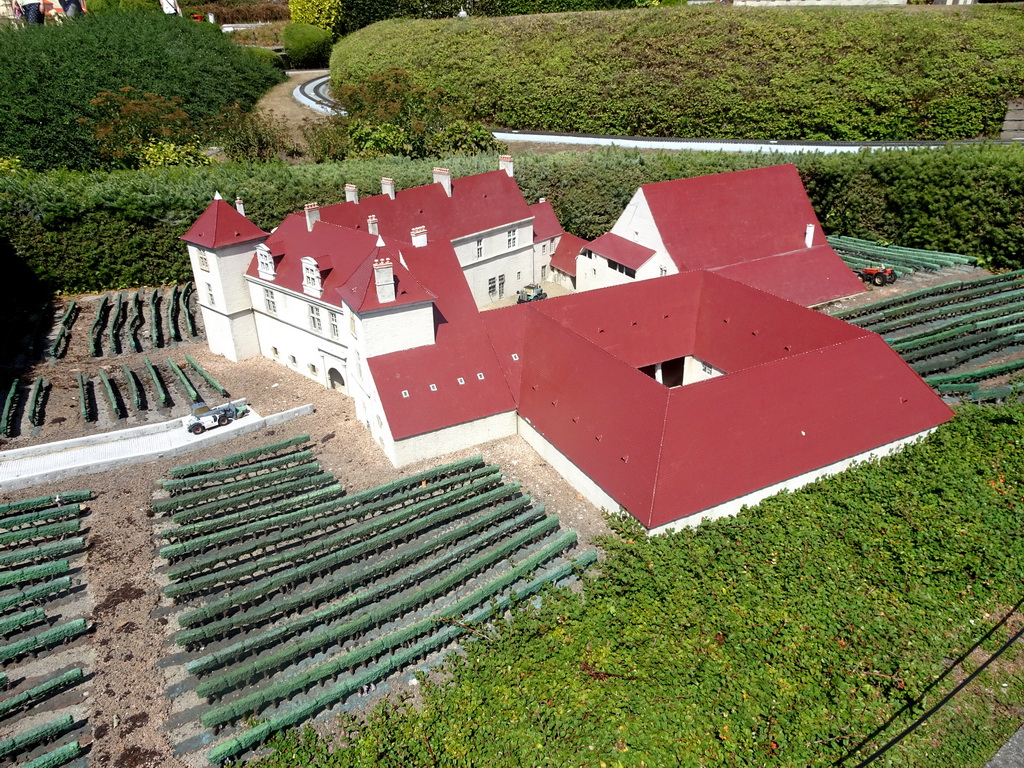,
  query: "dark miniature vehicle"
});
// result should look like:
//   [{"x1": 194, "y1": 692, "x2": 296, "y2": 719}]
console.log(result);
[{"x1": 517, "y1": 284, "x2": 547, "y2": 304}]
